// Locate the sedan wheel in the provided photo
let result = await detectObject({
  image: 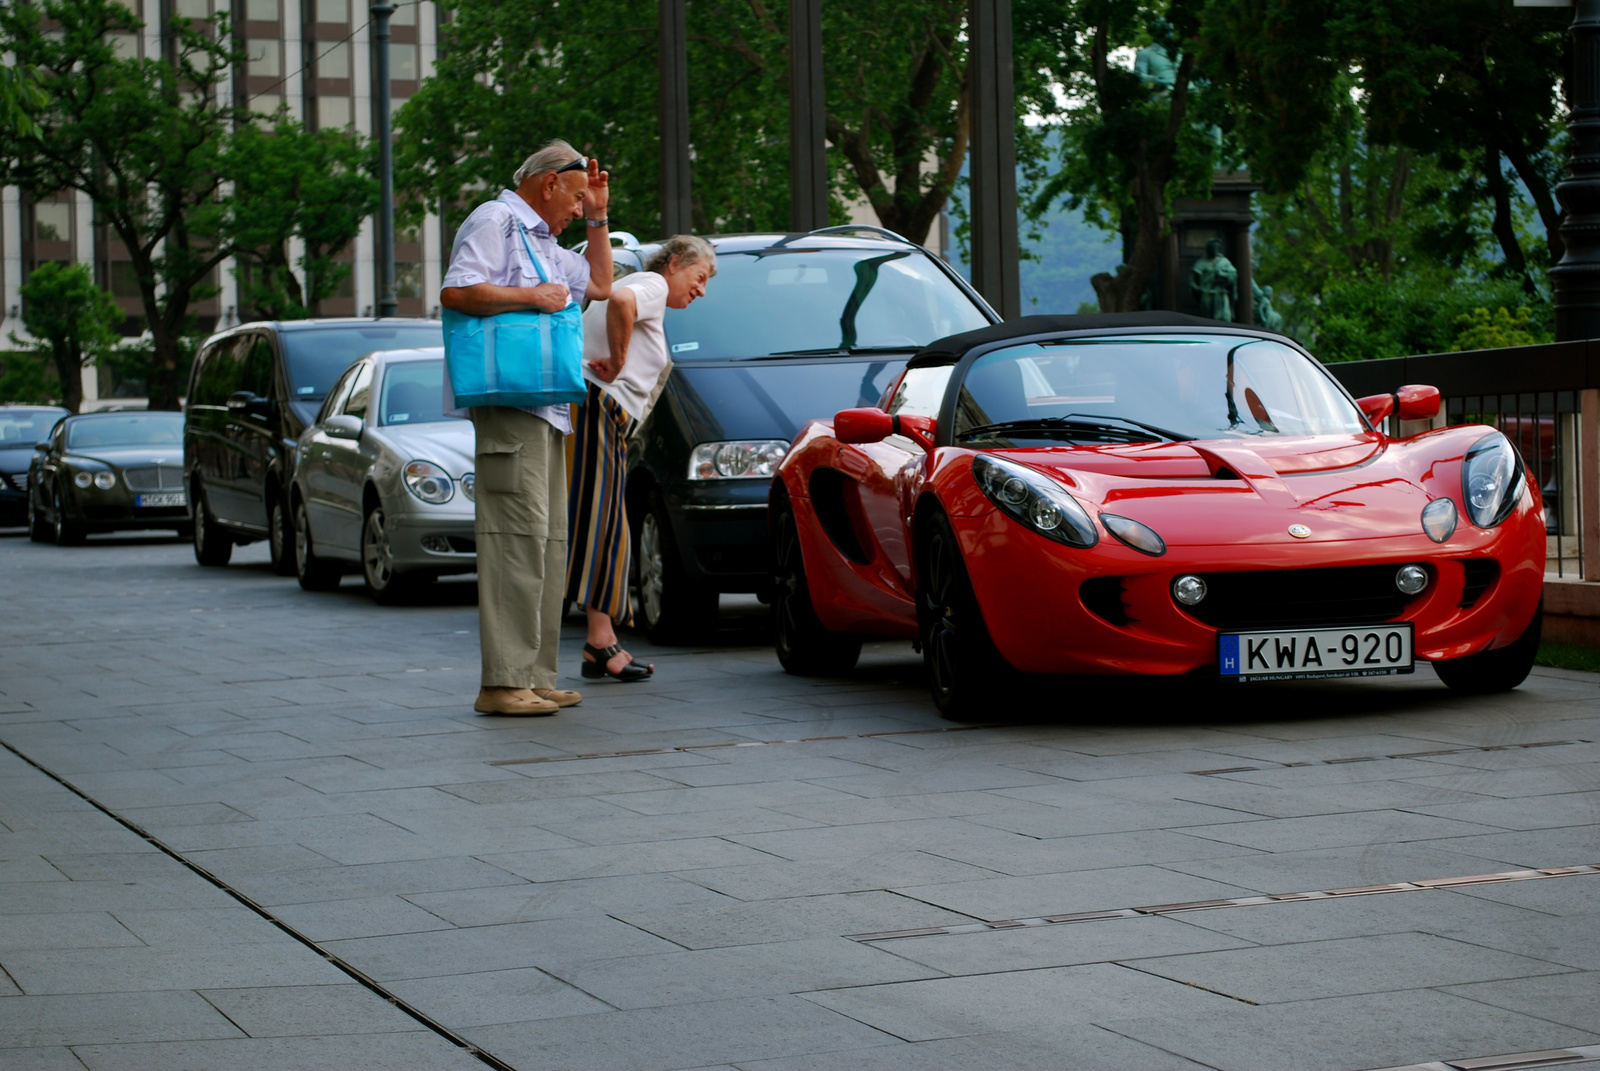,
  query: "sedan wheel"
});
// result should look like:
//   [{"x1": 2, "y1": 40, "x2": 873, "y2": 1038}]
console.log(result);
[
  {"x1": 29, "y1": 498, "x2": 50, "y2": 542},
  {"x1": 633, "y1": 492, "x2": 717, "y2": 644},
  {"x1": 362, "y1": 503, "x2": 422, "y2": 604},
  {"x1": 267, "y1": 493, "x2": 295, "y2": 576},
  {"x1": 771, "y1": 489, "x2": 860, "y2": 676},
  {"x1": 294, "y1": 498, "x2": 342, "y2": 592},
  {"x1": 52, "y1": 487, "x2": 85, "y2": 546},
  {"x1": 1434, "y1": 601, "x2": 1542, "y2": 694},
  {"x1": 920, "y1": 511, "x2": 1004, "y2": 718}
]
